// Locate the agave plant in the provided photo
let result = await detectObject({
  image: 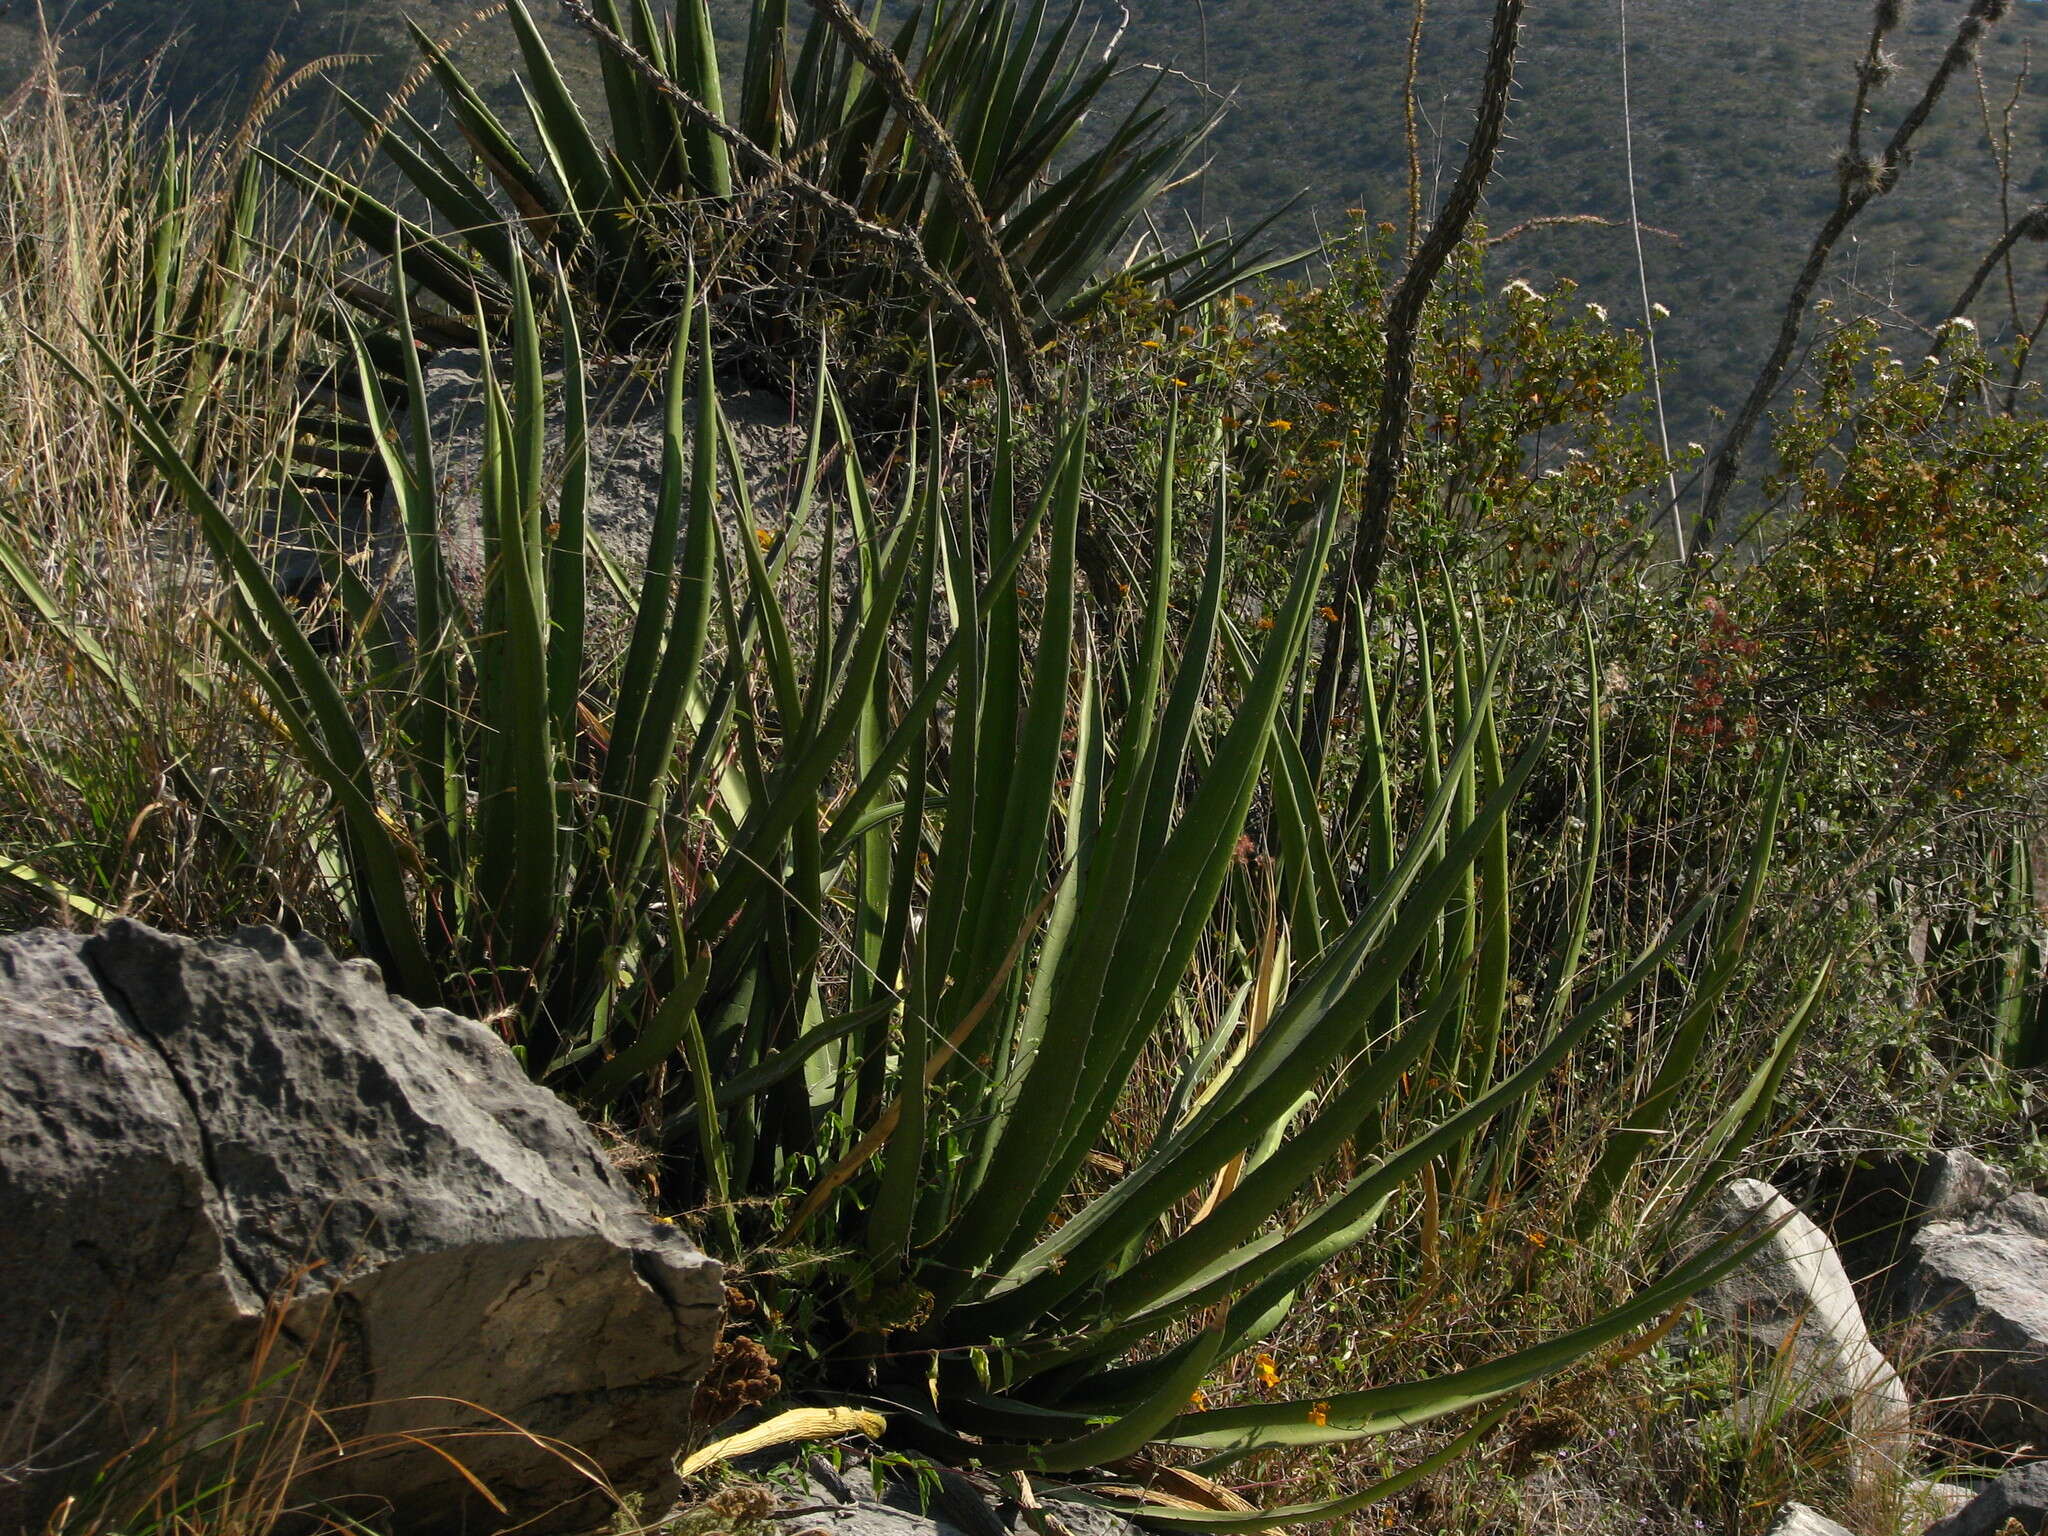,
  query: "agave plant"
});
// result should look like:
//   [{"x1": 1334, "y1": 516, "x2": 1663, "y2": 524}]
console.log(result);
[
  {"x1": 276, "y1": 0, "x2": 1287, "y2": 372},
  {"x1": 19, "y1": 262, "x2": 1807, "y2": 1522}
]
